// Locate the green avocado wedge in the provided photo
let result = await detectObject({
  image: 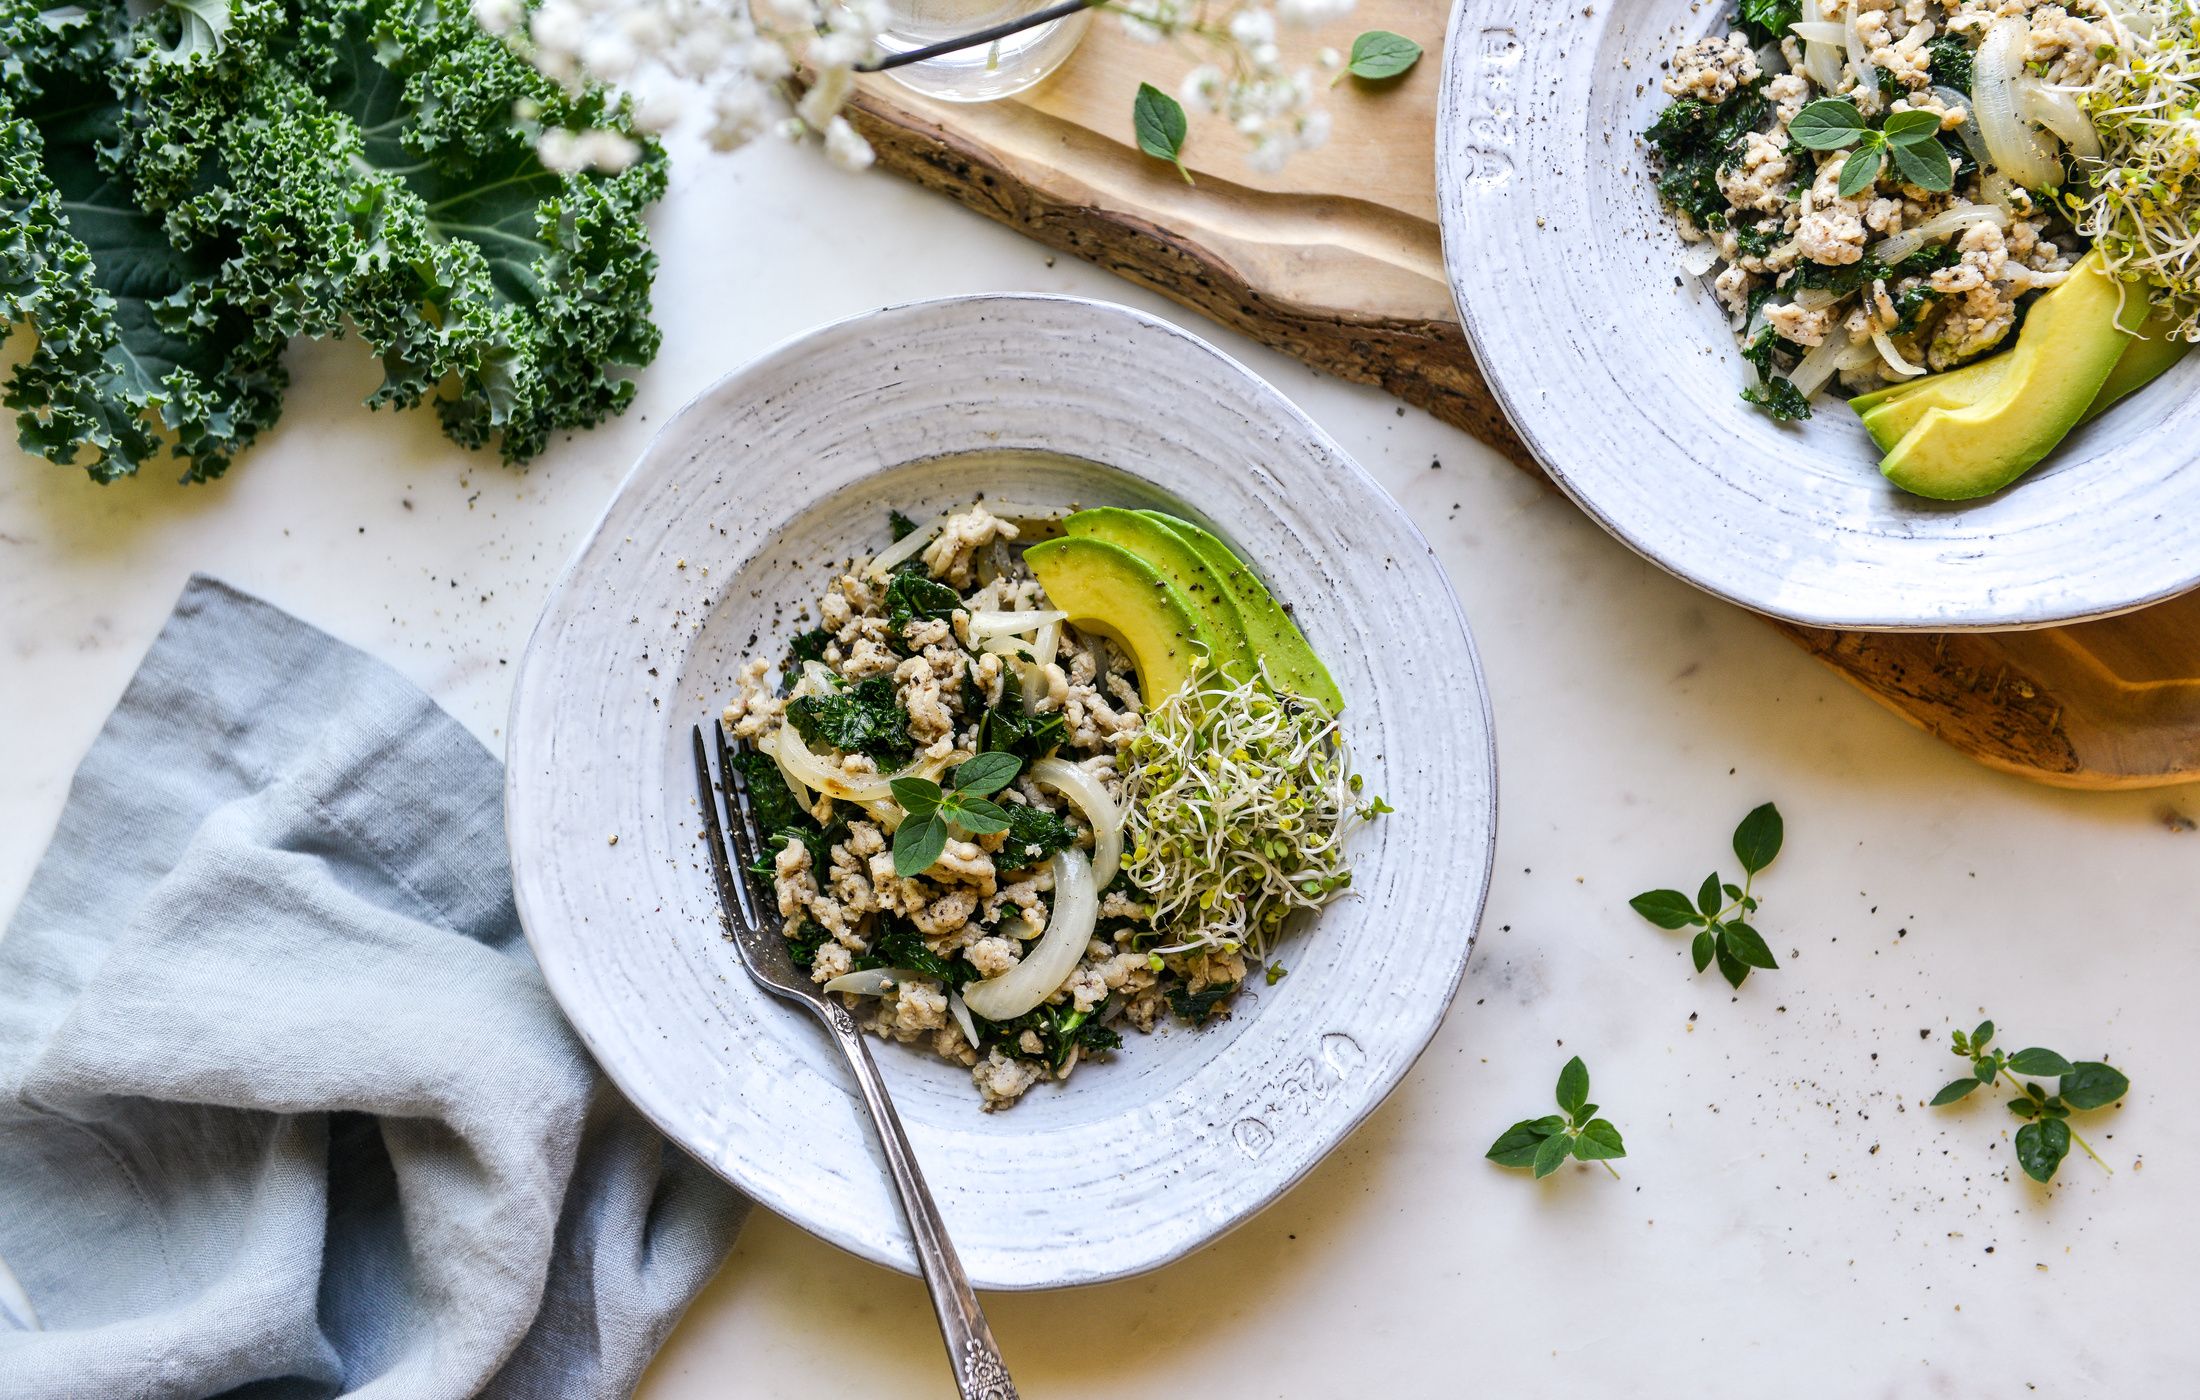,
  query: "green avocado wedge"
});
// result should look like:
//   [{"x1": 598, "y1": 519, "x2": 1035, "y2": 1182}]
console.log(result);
[
  {"x1": 1853, "y1": 300, "x2": 2190, "y2": 451},
  {"x1": 1135, "y1": 510, "x2": 1345, "y2": 713},
  {"x1": 1879, "y1": 251, "x2": 2137, "y2": 500},
  {"x1": 1061, "y1": 508, "x2": 1258, "y2": 683},
  {"x1": 1024, "y1": 537, "x2": 1211, "y2": 706}
]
